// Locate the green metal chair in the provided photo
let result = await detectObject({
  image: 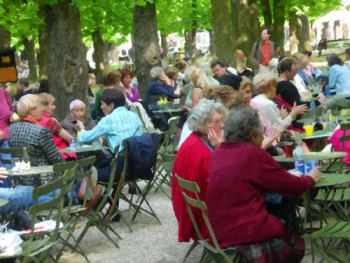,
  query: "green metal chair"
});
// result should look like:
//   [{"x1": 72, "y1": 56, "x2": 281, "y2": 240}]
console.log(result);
[
  {"x1": 0, "y1": 146, "x2": 27, "y2": 186},
  {"x1": 119, "y1": 134, "x2": 164, "y2": 224},
  {"x1": 20, "y1": 174, "x2": 67, "y2": 263},
  {"x1": 153, "y1": 152, "x2": 175, "y2": 199},
  {"x1": 74, "y1": 157, "x2": 122, "y2": 250},
  {"x1": 304, "y1": 220, "x2": 350, "y2": 263},
  {"x1": 175, "y1": 174, "x2": 244, "y2": 263}
]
